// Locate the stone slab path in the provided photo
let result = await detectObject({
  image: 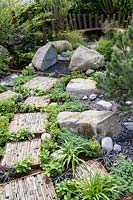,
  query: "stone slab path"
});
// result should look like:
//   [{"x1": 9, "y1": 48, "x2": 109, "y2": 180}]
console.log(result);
[
  {"x1": 0, "y1": 172, "x2": 56, "y2": 200},
  {"x1": 24, "y1": 96, "x2": 50, "y2": 108},
  {"x1": 1, "y1": 139, "x2": 41, "y2": 167},
  {"x1": 75, "y1": 160, "x2": 107, "y2": 180},
  {"x1": 24, "y1": 76, "x2": 58, "y2": 91},
  {"x1": 0, "y1": 90, "x2": 17, "y2": 101},
  {"x1": 9, "y1": 113, "x2": 47, "y2": 135}
]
